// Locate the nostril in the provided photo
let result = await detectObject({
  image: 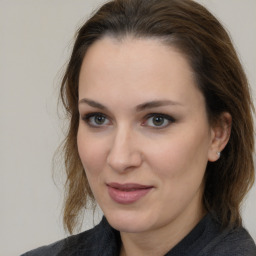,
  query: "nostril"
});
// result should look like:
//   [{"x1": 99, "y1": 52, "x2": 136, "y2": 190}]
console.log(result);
[
  {"x1": 107, "y1": 130, "x2": 142, "y2": 172},
  {"x1": 107, "y1": 150, "x2": 142, "y2": 172}
]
